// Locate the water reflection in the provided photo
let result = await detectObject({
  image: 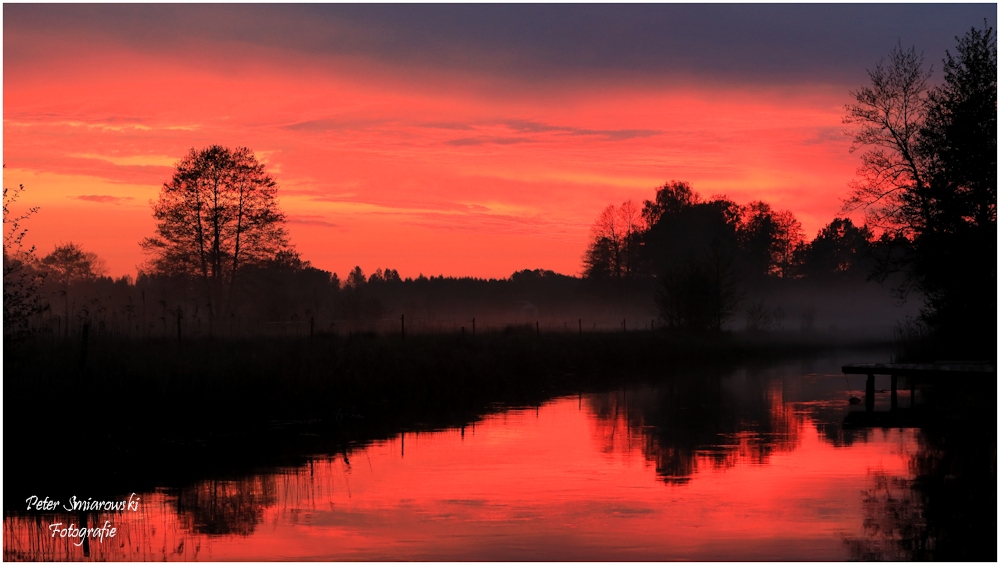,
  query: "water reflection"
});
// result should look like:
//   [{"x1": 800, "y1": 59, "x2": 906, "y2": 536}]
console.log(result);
[
  {"x1": 174, "y1": 476, "x2": 277, "y2": 536},
  {"x1": 4, "y1": 356, "x2": 993, "y2": 561},
  {"x1": 588, "y1": 373, "x2": 799, "y2": 483}
]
